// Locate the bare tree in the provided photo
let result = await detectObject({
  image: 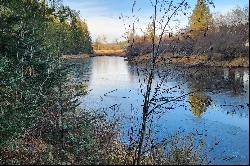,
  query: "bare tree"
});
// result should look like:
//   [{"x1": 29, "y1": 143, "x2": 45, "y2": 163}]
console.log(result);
[
  {"x1": 121, "y1": 0, "x2": 218, "y2": 164},
  {"x1": 123, "y1": 0, "x2": 191, "y2": 164}
]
